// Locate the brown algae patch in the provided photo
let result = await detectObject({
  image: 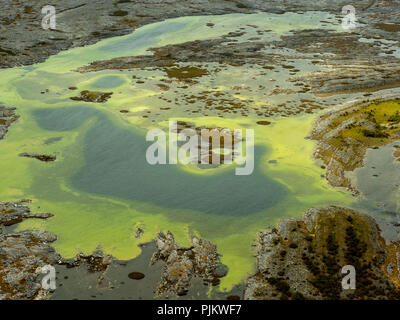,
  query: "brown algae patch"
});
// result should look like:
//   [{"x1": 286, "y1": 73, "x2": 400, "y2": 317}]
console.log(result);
[
  {"x1": 256, "y1": 120, "x2": 271, "y2": 126},
  {"x1": 375, "y1": 23, "x2": 400, "y2": 33},
  {"x1": 163, "y1": 66, "x2": 209, "y2": 80}
]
